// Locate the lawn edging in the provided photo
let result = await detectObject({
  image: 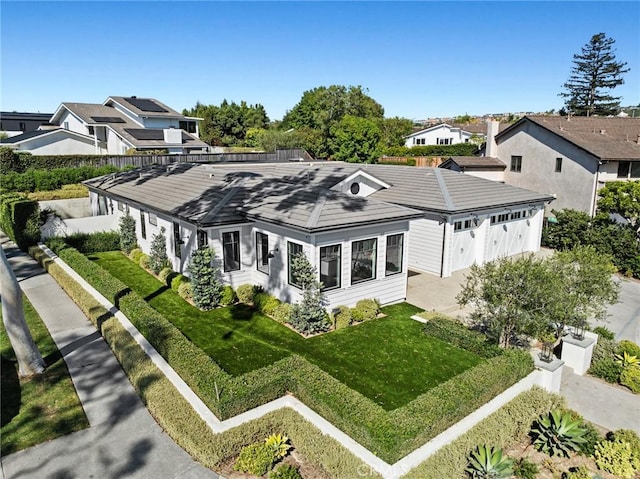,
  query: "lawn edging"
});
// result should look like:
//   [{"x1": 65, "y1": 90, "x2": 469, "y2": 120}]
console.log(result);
[{"x1": 36, "y1": 243, "x2": 552, "y2": 476}]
